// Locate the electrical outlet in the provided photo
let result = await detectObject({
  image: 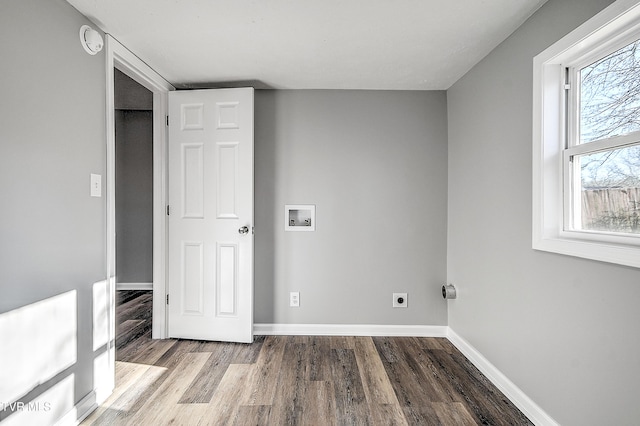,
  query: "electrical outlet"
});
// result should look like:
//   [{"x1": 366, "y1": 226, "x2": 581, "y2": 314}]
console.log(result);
[
  {"x1": 393, "y1": 293, "x2": 407, "y2": 308},
  {"x1": 290, "y1": 292, "x2": 300, "y2": 307}
]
